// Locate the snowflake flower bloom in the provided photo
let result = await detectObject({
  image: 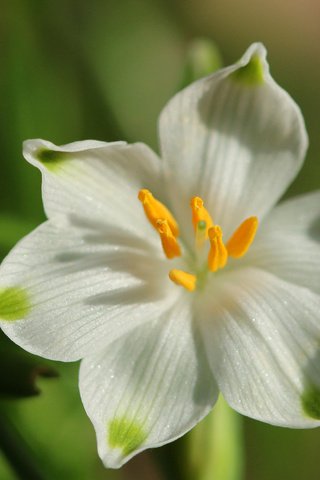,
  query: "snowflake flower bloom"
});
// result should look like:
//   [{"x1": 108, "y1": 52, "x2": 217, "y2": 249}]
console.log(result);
[{"x1": 1, "y1": 43, "x2": 320, "y2": 468}]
